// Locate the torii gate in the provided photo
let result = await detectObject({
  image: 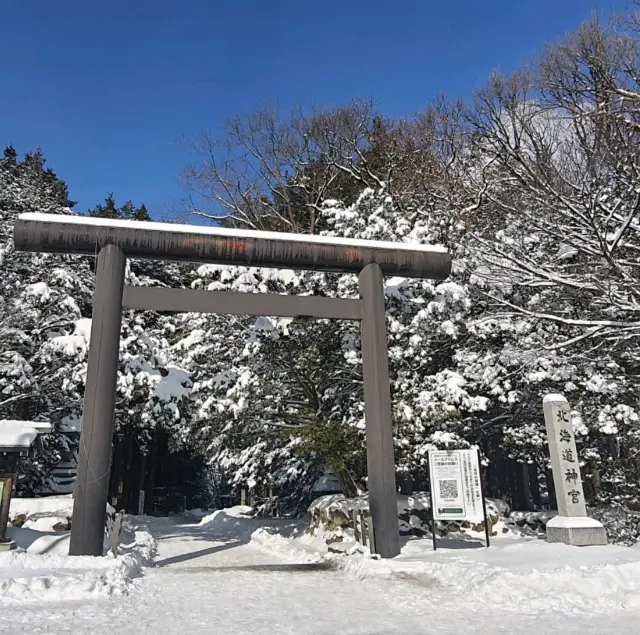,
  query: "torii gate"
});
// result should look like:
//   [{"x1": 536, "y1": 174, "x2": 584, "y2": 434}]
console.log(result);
[{"x1": 13, "y1": 213, "x2": 451, "y2": 559}]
